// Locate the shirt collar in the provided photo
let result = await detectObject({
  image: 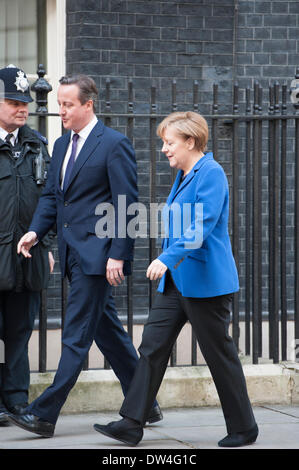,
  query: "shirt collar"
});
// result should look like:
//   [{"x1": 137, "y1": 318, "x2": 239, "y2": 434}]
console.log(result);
[
  {"x1": 71, "y1": 115, "x2": 98, "y2": 142},
  {"x1": 0, "y1": 127, "x2": 19, "y2": 145}
]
